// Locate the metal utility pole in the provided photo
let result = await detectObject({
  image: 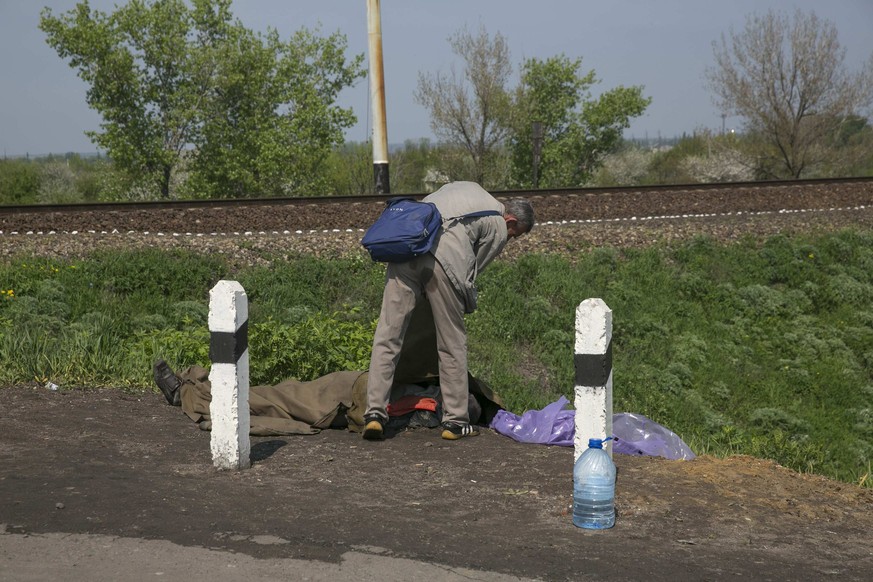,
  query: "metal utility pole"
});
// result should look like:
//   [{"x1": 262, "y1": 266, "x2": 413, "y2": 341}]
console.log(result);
[{"x1": 367, "y1": 0, "x2": 390, "y2": 193}]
